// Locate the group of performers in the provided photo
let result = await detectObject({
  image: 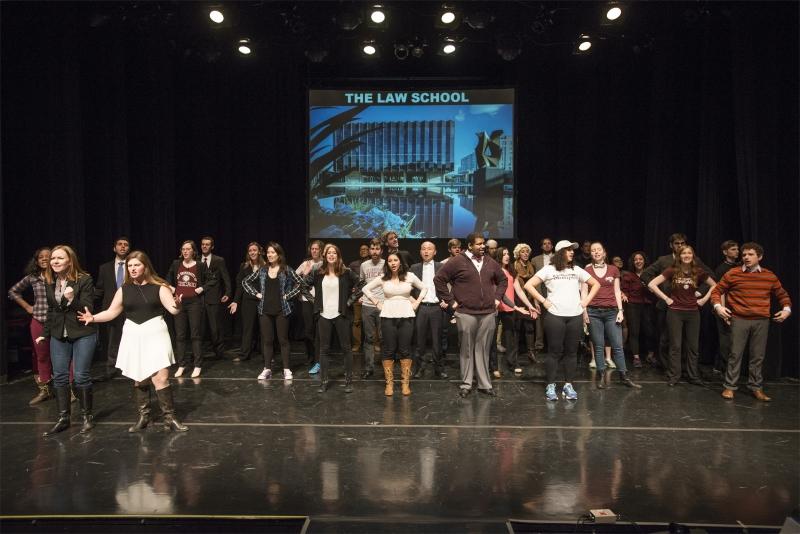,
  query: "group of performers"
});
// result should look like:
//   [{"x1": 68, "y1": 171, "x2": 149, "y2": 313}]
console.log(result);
[{"x1": 7, "y1": 231, "x2": 792, "y2": 435}]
